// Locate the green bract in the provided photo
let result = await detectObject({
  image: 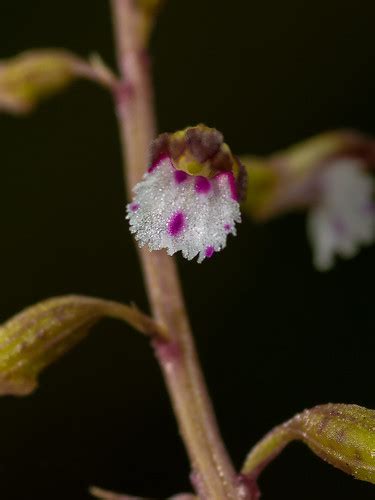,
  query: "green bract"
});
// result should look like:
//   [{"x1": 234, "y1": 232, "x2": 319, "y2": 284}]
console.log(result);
[
  {"x1": 0, "y1": 50, "x2": 80, "y2": 114},
  {"x1": 0, "y1": 295, "x2": 163, "y2": 396},
  {"x1": 243, "y1": 403, "x2": 375, "y2": 486}
]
